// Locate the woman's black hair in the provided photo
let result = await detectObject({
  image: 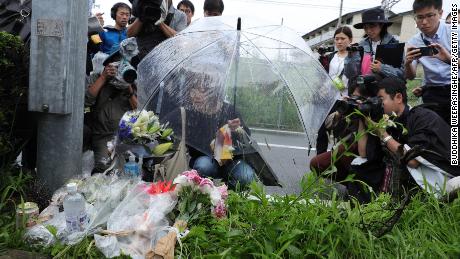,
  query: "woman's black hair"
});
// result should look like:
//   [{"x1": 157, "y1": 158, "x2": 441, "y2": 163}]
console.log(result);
[
  {"x1": 363, "y1": 23, "x2": 389, "y2": 40},
  {"x1": 334, "y1": 26, "x2": 353, "y2": 39}
]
